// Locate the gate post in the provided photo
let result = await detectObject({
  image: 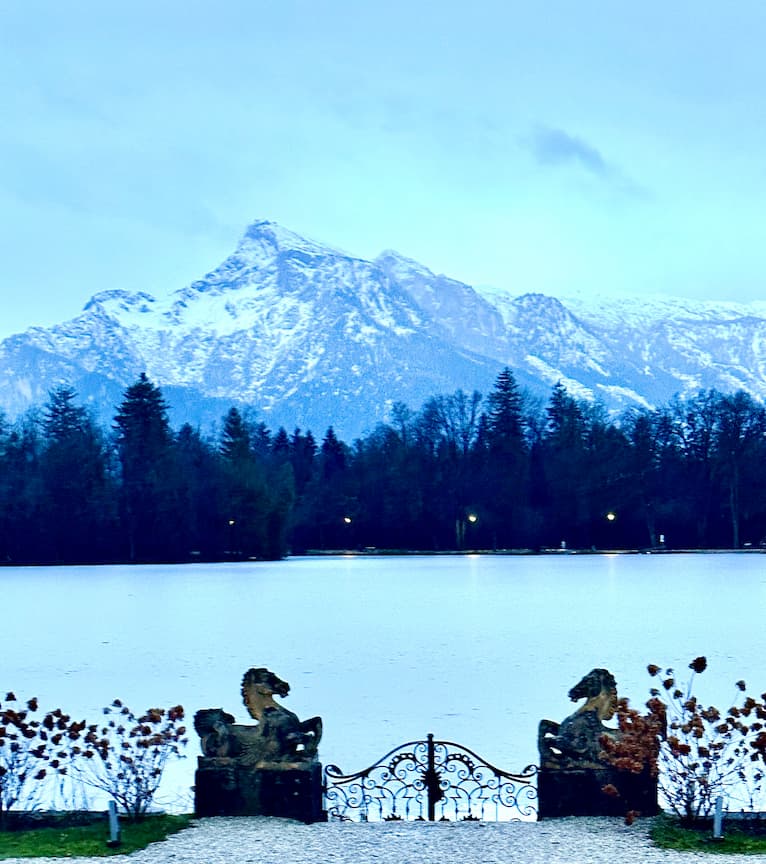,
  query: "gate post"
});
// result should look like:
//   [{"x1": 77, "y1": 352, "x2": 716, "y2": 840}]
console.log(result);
[{"x1": 424, "y1": 732, "x2": 443, "y2": 821}]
